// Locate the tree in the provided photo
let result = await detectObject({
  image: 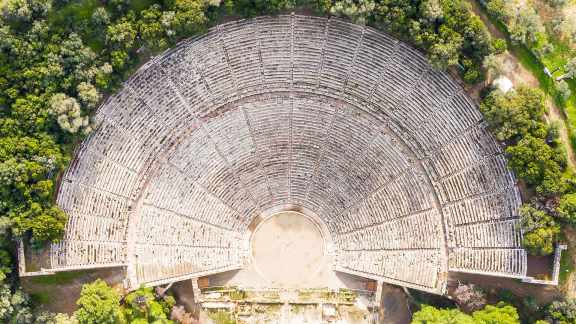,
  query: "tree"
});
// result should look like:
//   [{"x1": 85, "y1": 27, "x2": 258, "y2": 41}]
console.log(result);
[
  {"x1": 509, "y1": 6, "x2": 545, "y2": 45},
  {"x1": 547, "y1": 298, "x2": 576, "y2": 323},
  {"x1": 565, "y1": 57, "x2": 576, "y2": 80},
  {"x1": 21, "y1": 204, "x2": 67, "y2": 243},
  {"x1": 74, "y1": 280, "x2": 123, "y2": 324},
  {"x1": 472, "y1": 302, "x2": 520, "y2": 323},
  {"x1": 428, "y1": 26, "x2": 463, "y2": 70},
  {"x1": 49, "y1": 93, "x2": 89, "y2": 134},
  {"x1": 506, "y1": 136, "x2": 565, "y2": 196},
  {"x1": 76, "y1": 82, "x2": 100, "y2": 109},
  {"x1": 480, "y1": 86, "x2": 547, "y2": 142},
  {"x1": 138, "y1": 5, "x2": 174, "y2": 52},
  {"x1": 485, "y1": 0, "x2": 512, "y2": 22},
  {"x1": 171, "y1": 0, "x2": 209, "y2": 36},
  {"x1": 3, "y1": 0, "x2": 52, "y2": 22},
  {"x1": 420, "y1": 0, "x2": 443, "y2": 22},
  {"x1": 106, "y1": 16, "x2": 138, "y2": 51},
  {"x1": 557, "y1": 193, "x2": 576, "y2": 224},
  {"x1": 124, "y1": 287, "x2": 175, "y2": 323},
  {"x1": 483, "y1": 53, "x2": 507, "y2": 80},
  {"x1": 519, "y1": 204, "x2": 560, "y2": 255},
  {"x1": 557, "y1": 80, "x2": 572, "y2": 100},
  {"x1": 0, "y1": 284, "x2": 34, "y2": 323},
  {"x1": 411, "y1": 305, "x2": 475, "y2": 323},
  {"x1": 329, "y1": 0, "x2": 376, "y2": 25},
  {"x1": 34, "y1": 312, "x2": 78, "y2": 324},
  {"x1": 91, "y1": 7, "x2": 111, "y2": 28}
]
